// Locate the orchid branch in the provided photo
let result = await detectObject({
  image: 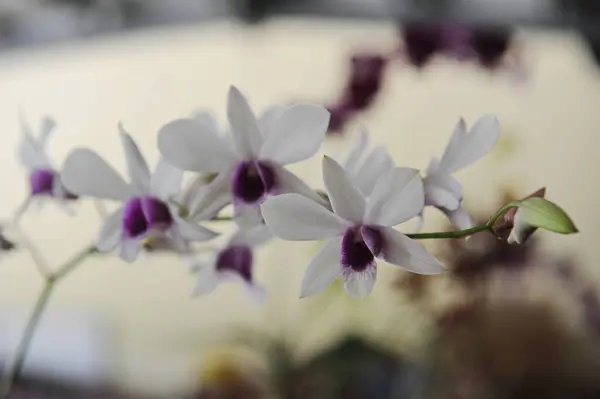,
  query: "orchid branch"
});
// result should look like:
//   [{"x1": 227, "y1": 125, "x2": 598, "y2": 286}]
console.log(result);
[
  {"x1": 406, "y1": 201, "x2": 521, "y2": 240},
  {"x1": 0, "y1": 244, "x2": 96, "y2": 398}
]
